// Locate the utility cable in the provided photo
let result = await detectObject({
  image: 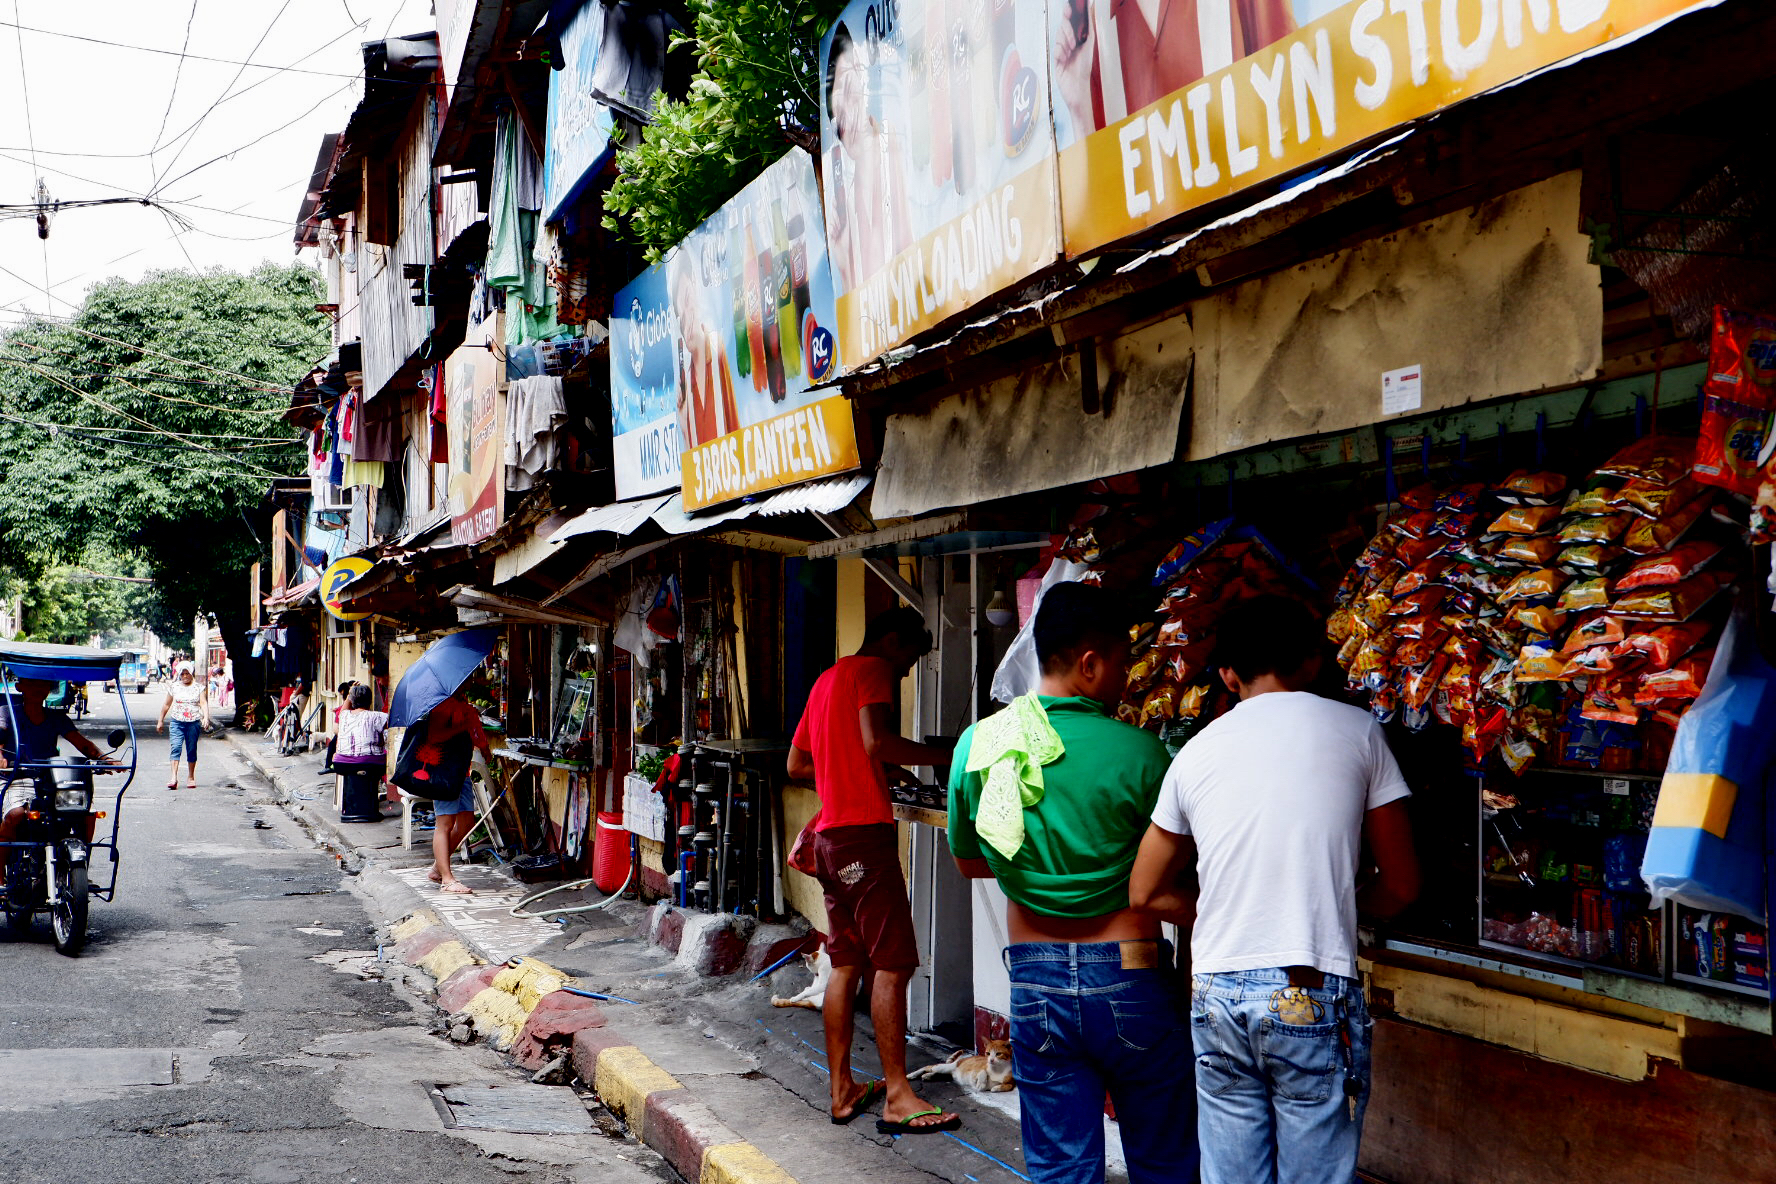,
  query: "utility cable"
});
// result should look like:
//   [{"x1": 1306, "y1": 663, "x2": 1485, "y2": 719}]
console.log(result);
[
  {"x1": 150, "y1": 0, "x2": 295, "y2": 194},
  {"x1": 147, "y1": 1, "x2": 201, "y2": 159},
  {"x1": 0, "y1": 17, "x2": 378, "y2": 83},
  {"x1": 7, "y1": 338, "x2": 299, "y2": 402}
]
